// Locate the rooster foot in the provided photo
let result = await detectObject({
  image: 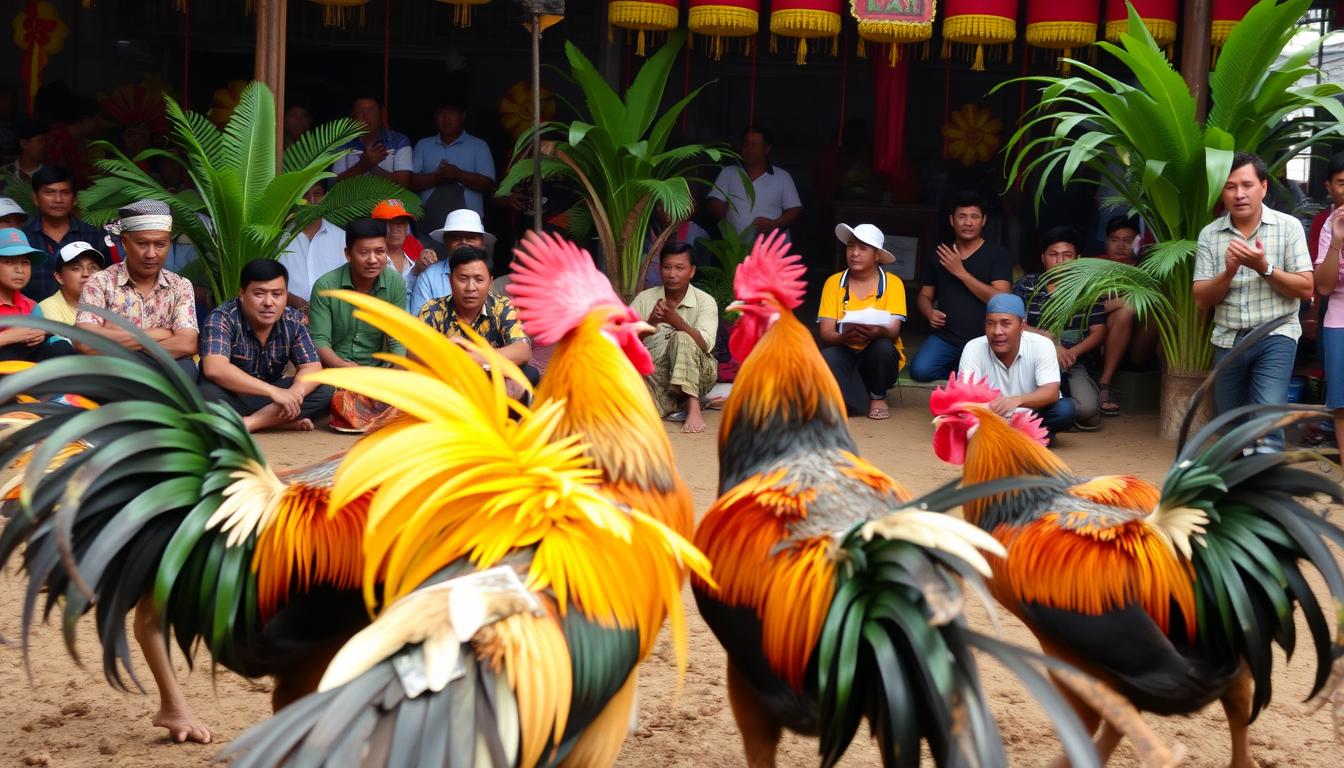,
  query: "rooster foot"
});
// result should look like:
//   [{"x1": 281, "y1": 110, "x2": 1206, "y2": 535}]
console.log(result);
[{"x1": 152, "y1": 705, "x2": 213, "y2": 744}]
